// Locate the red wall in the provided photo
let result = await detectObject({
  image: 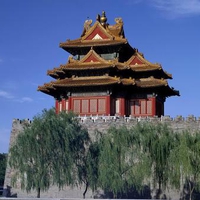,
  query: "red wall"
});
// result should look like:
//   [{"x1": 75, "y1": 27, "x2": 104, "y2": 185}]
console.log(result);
[
  {"x1": 55, "y1": 96, "x2": 164, "y2": 117},
  {"x1": 128, "y1": 97, "x2": 156, "y2": 117},
  {"x1": 70, "y1": 96, "x2": 110, "y2": 116}
]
